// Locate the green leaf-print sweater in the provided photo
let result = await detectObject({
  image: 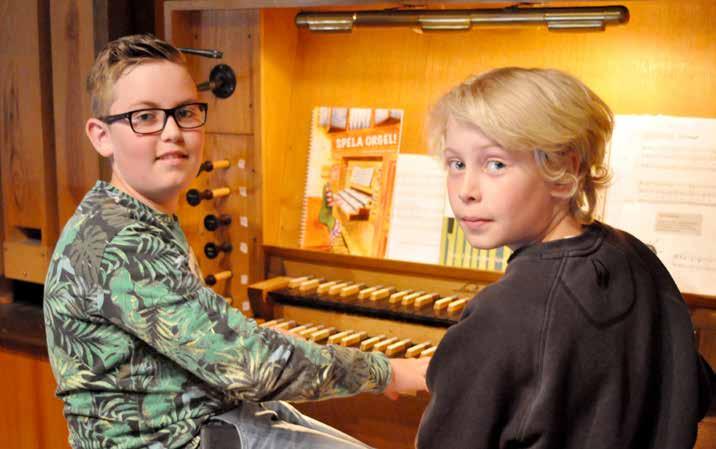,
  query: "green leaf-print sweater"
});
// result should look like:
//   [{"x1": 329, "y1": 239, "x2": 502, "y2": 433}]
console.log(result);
[{"x1": 43, "y1": 181, "x2": 391, "y2": 449}]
